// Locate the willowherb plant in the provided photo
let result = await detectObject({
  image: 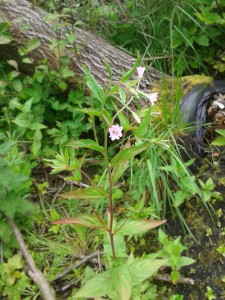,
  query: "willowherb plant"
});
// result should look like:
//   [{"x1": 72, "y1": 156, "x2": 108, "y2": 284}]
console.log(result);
[{"x1": 47, "y1": 63, "x2": 169, "y2": 299}]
